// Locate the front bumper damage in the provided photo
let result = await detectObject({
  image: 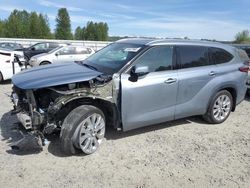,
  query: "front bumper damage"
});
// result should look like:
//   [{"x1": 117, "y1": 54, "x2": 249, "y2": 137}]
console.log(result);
[{"x1": 10, "y1": 90, "x2": 45, "y2": 151}]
